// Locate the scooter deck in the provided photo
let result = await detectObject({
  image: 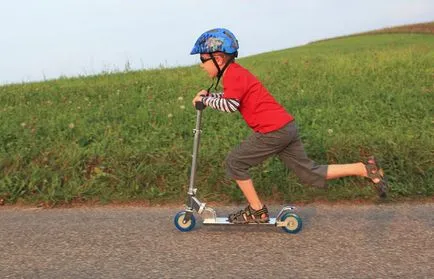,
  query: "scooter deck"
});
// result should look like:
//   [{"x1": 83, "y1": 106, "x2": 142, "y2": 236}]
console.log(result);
[{"x1": 203, "y1": 217, "x2": 277, "y2": 225}]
